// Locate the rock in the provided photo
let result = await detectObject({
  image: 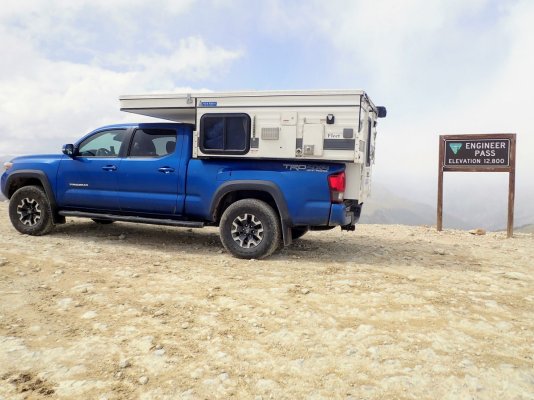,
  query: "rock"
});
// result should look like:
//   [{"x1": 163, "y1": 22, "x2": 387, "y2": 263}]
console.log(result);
[
  {"x1": 300, "y1": 288, "x2": 310, "y2": 295},
  {"x1": 118, "y1": 234, "x2": 126, "y2": 240},
  {"x1": 154, "y1": 349, "x2": 165, "y2": 356},
  {"x1": 219, "y1": 372, "x2": 229, "y2": 381},
  {"x1": 433, "y1": 249, "x2": 446, "y2": 255},
  {"x1": 138, "y1": 376, "x2": 149, "y2": 385},
  {"x1": 118, "y1": 359, "x2": 130, "y2": 369},
  {"x1": 256, "y1": 379, "x2": 279, "y2": 393},
  {"x1": 346, "y1": 348, "x2": 357, "y2": 356},
  {"x1": 190, "y1": 368, "x2": 204, "y2": 379},
  {"x1": 81, "y1": 287, "x2": 88, "y2": 293},
  {"x1": 503, "y1": 271, "x2": 526, "y2": 280},
  {"x1": 181, "y1": 322, "x2": 189, "y2": 329},
  {"x1": 131, "y1": 273, "x2": 140, "y2": 278},
  {"x1": 54, "y1": 269, "x2": 64, "y2": 275},
  {"x1": 154, "y1": 310, "x2": 165, "y2": 317},
  {"x1": 81, "y1": 310, "x2": 97, "y2": 319},
  {"x1": 93, "y1": 322, "x2": 108, "y2": 331},
  {"x1": 469, "y1": 228, "x2": 486, "y2": 236},
  {"x1": 57, "y1": 298, "x2": 73, "y2": 310}
]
